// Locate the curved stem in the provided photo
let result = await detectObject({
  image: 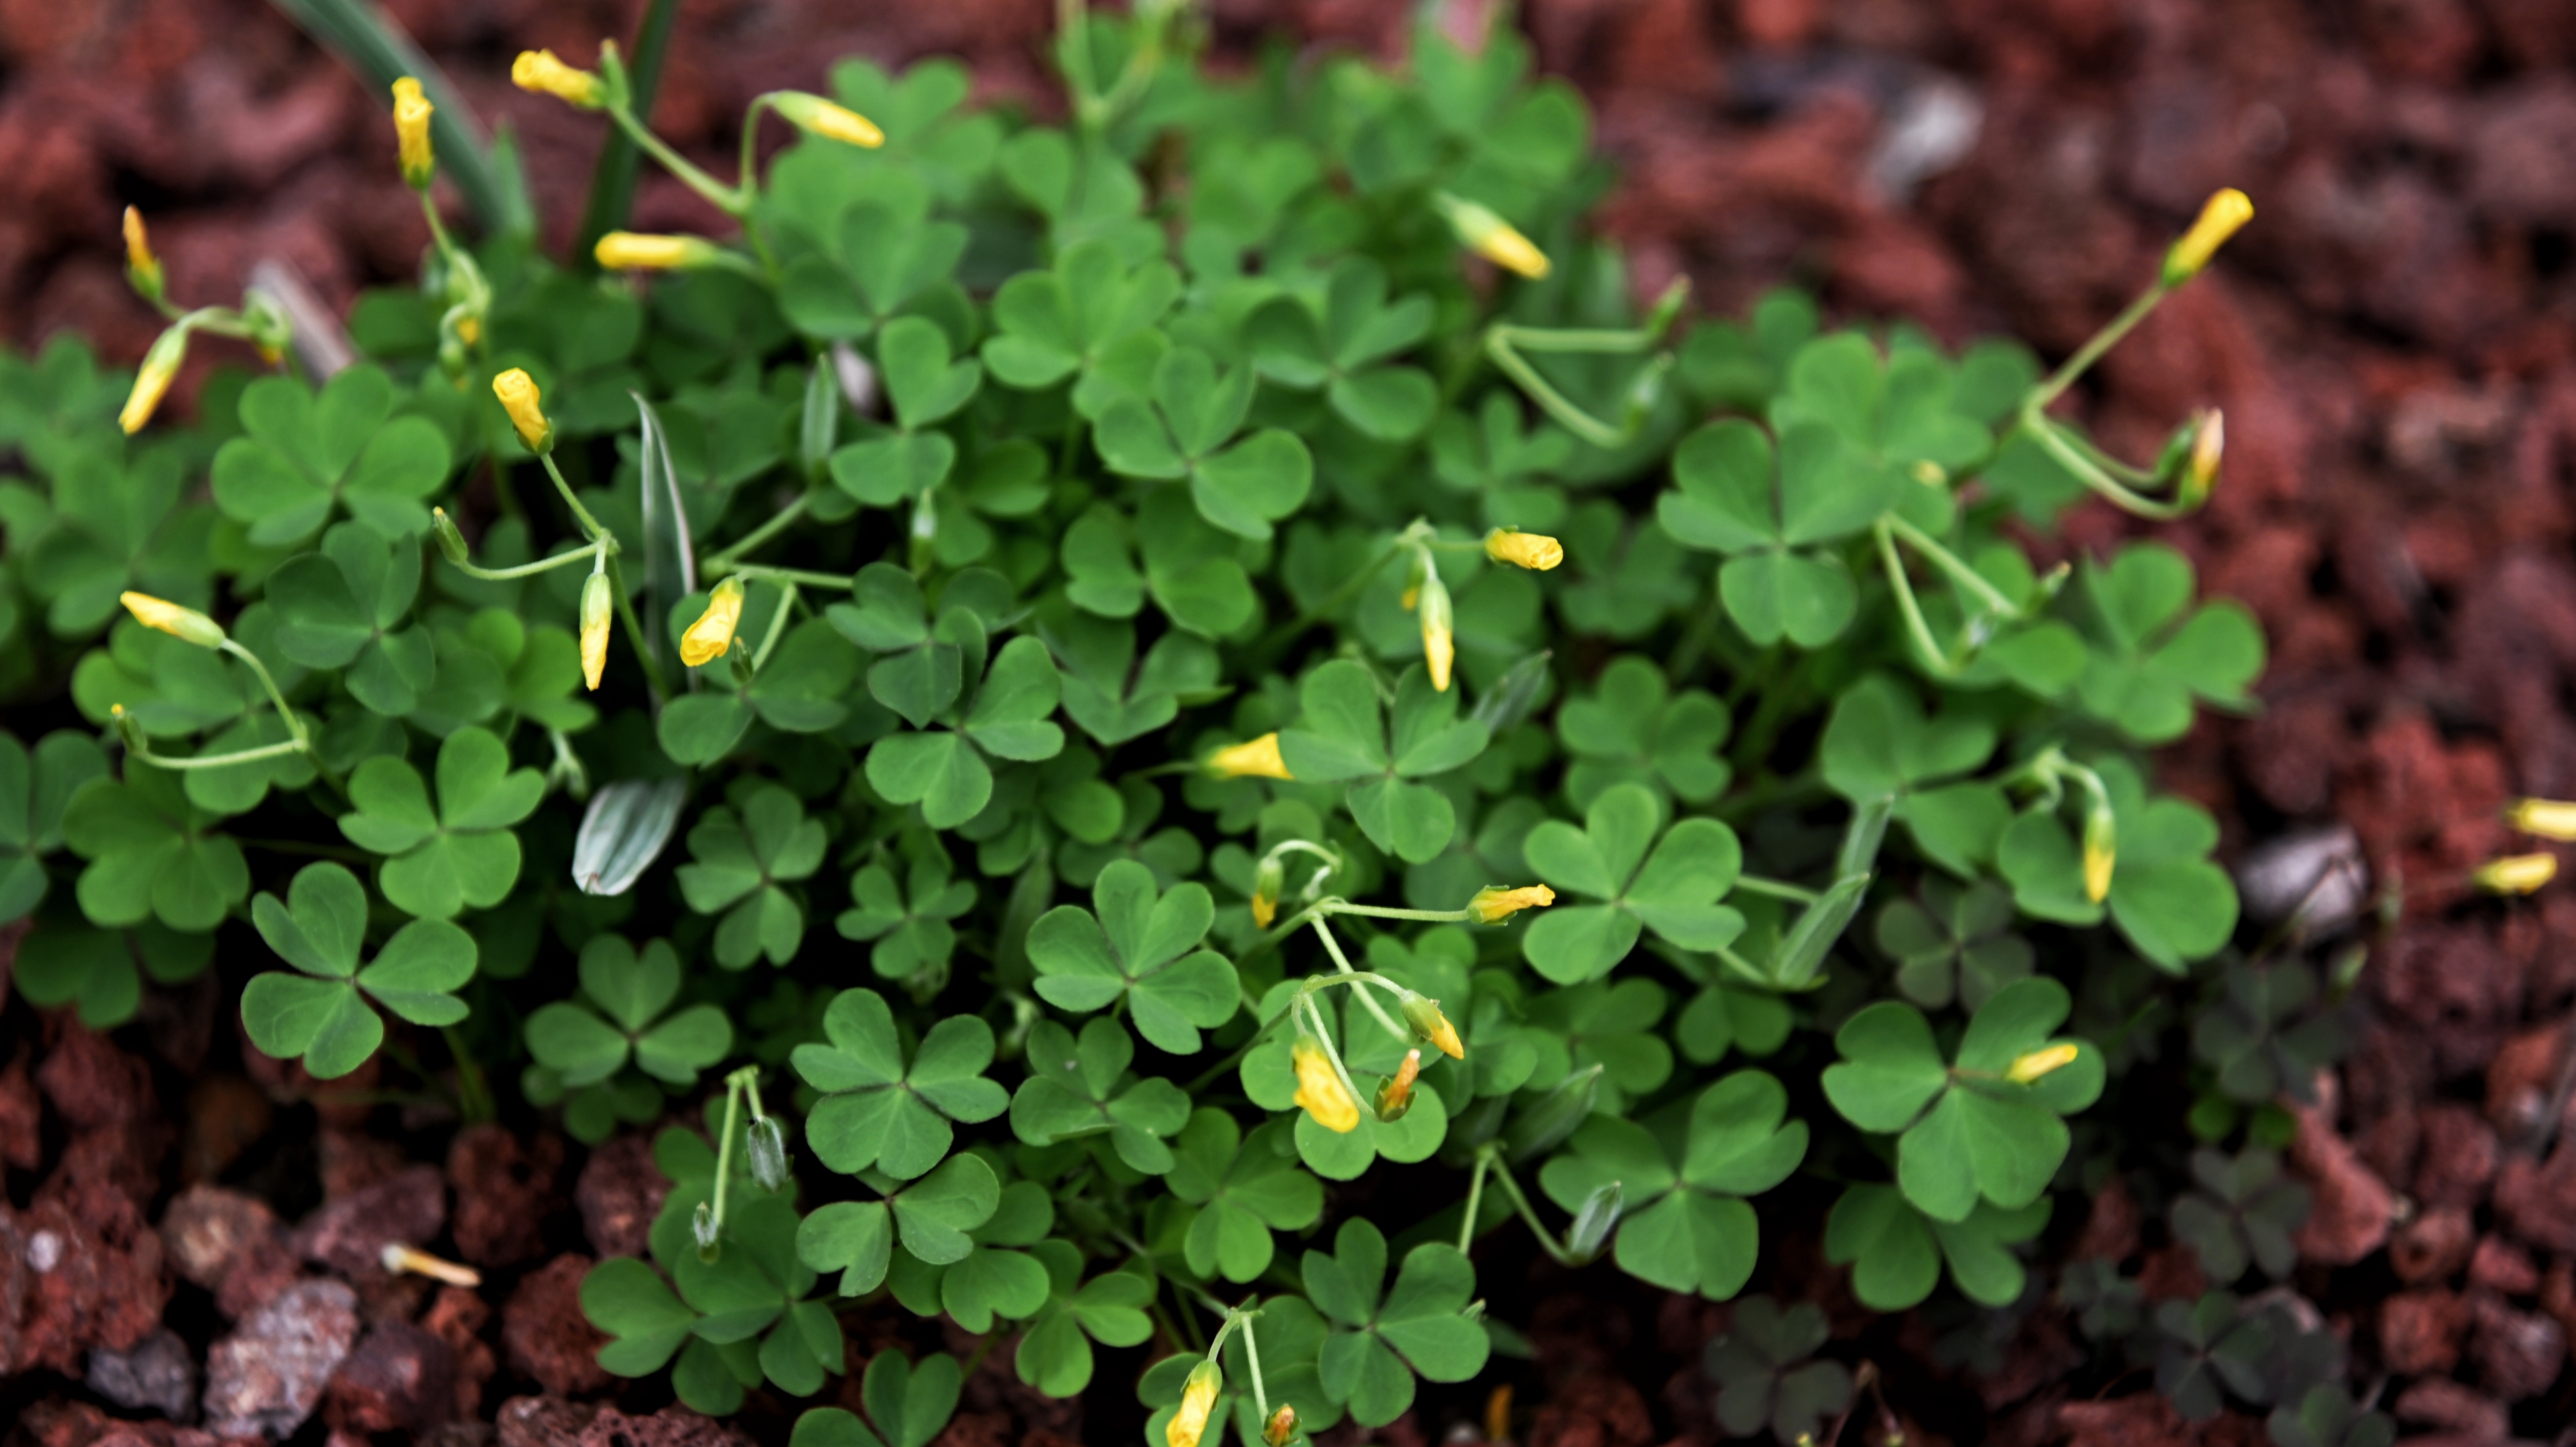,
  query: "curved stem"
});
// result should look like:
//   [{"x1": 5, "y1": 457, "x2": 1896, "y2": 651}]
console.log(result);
[
  {"x1": 1875, "y1": 520, "x2": 1960, "y2": 679},
  {"x1": 703, "y1": 492, "x2": 815, "y2": 571},
  {"x1": 609, "y1": 105, "x2": 747, "y2": 218},
  {"x1": 2027, "y1": 283, "x2": 2165, "y2": 411},
  {"x1": 1883, "y1": 512, "x2": 2021, "y2": 617},
  {"x1": 1484, "y1": 1153, "x2": 1578, "y2": 1267},
  {"x1": 1307, "y1": 919, "x2": 1409, "y2": 1042},
  {"x1": 603, "y1": 552, "x2": 670, "y2": 701},
  {"x1": 443, "y1": 547, "x2": 599, "y2": 582},
  {"x1": 130, "y1": 738, "x2": 309, "y2": 770},
  {"x1": 1457, "y1": 1150, "x2": 1492, "y2": 1254},
  {"x1": 219, "y1": 640, "x2": 309, "y2": 748},
  {"x1": 749, "y1": 580, "x2": 800, "y2": 671}
]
